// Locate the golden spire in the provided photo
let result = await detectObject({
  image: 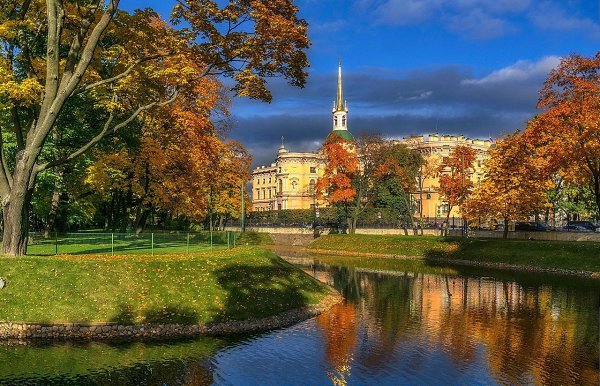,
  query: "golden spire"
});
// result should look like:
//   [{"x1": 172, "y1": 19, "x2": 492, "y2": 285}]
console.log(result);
[{"x1": 334, "y1": 58, "x2": 346, "y2": 112}]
